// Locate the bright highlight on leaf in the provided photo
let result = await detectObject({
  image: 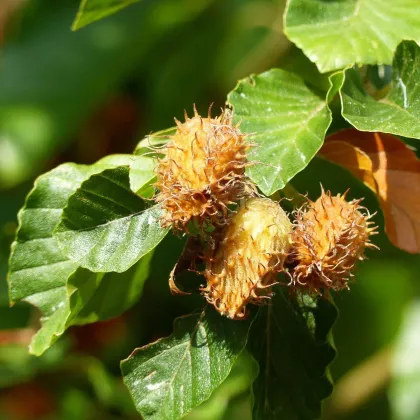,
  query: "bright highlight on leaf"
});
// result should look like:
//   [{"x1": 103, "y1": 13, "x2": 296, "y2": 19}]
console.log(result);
[
  {"x1": 285, "y1": 0, "x2": 420, "y2": 73},
  {"x1": 340, "y1": 41, "x2": 420, "y2": 138},
  {"x1": 227, "y1": 68, "x2": 331, "y2": 195},
  {"x1": 321, "y1": 129, "x2": 420, "y2": 254}
]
